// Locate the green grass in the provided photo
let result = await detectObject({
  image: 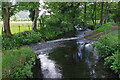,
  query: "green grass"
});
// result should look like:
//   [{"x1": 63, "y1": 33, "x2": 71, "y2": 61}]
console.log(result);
[
  {"x1": 93, "y1": 24, "x2": 113, "y2": 33},
  {"x1": 2, "y1": 46, "x2": 35, "y2": 78},
  {"x1": 0, "y1": 21, "x2": 40, "y2": 35},
  {"x1": 84, "y1": 24, "x2": 113, "y2": 39}
]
